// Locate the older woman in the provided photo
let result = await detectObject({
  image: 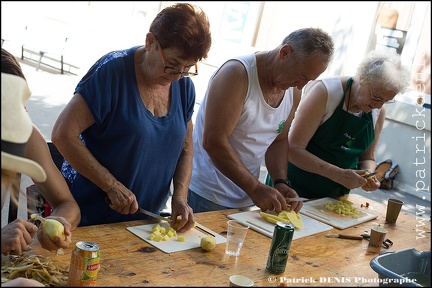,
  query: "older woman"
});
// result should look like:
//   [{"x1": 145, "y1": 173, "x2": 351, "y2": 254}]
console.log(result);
[
  {"x1": 285, "y1": 50, "x2": 410, "y2": 198},
  {"x1": 52, "y1": 3, "x2": 212, "y2": 230}
]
